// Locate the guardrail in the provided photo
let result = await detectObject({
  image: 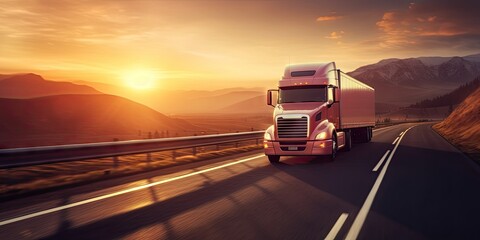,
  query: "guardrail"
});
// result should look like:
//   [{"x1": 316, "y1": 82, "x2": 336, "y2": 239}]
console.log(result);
[{"x1": 0, "y1": 131, "x2": 264, "y2": 169}]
